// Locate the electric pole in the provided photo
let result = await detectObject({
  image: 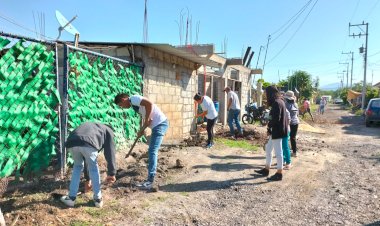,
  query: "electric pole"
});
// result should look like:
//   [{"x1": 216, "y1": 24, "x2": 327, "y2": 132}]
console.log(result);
[
  {"x1": 342, "y1": 51, "x2": 354, "y2": 88},
  {"x1": 261, "y1": 35, "x2": 271, "y2": 79},
  {"x1": 339, "y1": 62, "x2": 349, "y2": 88},
  {"x1": 349, "y1": 22, "x2": 369, "y2": 109},
  {"x1": 255, "y1": 45, "x2": 264, "y2": 69},
  {"x1": 337, "y1": 72, "x2": 345, "y2": 90}
]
